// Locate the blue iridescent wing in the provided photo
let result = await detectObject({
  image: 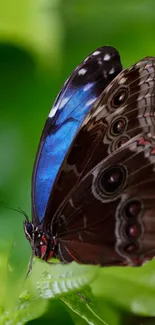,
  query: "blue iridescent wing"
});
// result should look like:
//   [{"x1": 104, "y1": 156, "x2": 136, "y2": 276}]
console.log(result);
[{"x1": 32, "y1": 46, "x2": 122, "y2": 223}]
